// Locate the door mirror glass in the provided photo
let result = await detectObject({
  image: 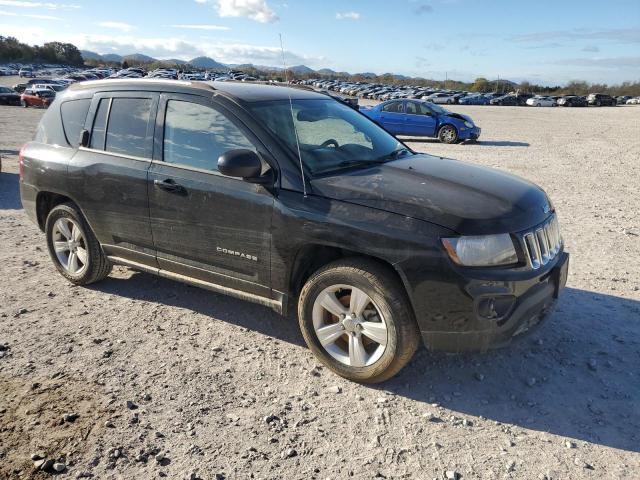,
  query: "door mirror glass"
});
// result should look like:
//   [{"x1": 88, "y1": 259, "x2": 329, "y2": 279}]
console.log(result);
[
  {"x1": 79, "y1": 129, "x2": 90, "y2": 148},
  {"x1": 218, "y1": 149, "x2": 263, "y2": 179}
]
